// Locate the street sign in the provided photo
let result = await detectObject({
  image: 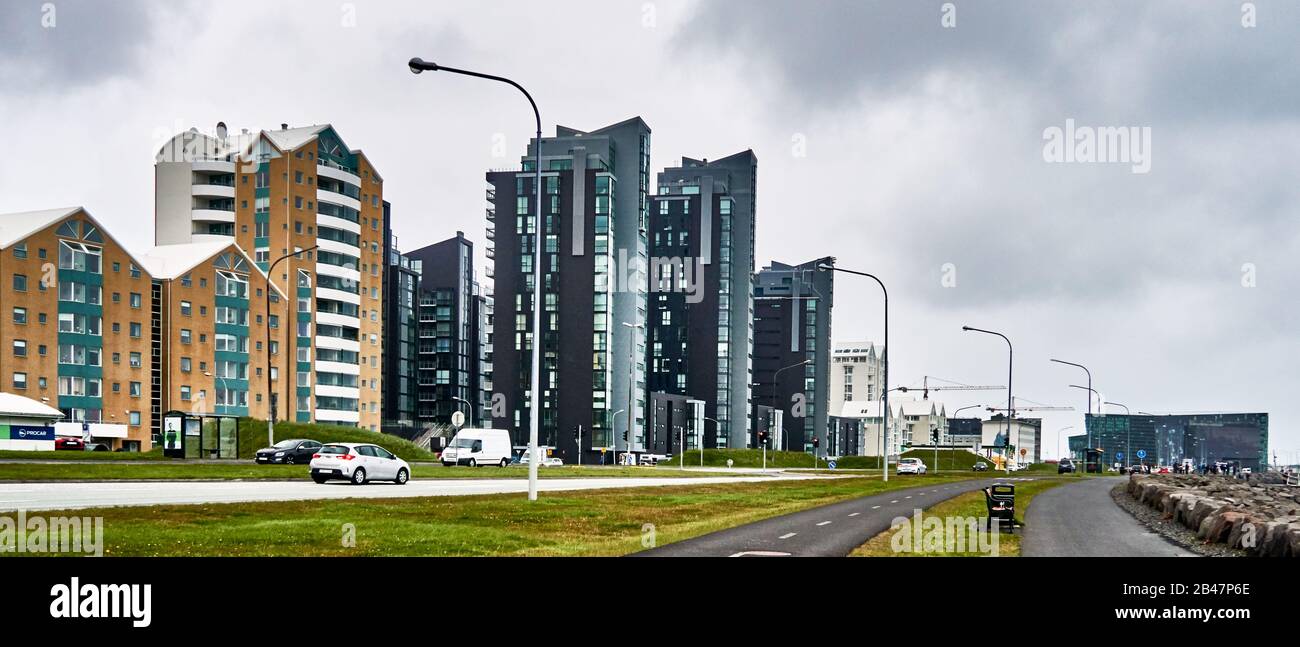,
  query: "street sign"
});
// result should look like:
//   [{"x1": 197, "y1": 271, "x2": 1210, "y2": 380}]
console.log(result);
[
  {"x1": 451, "y1": 411, "x2": 465, "y2": 429},
  {"x1": 1116, "y1": 452, "x2": 1124, "y2": 460},
  {"x1": 1136, "y1": 449, "x2": 1147, "y2": 460},
  {"x1": 827, "y1": 460, "x2": 837, "y2": 470}
]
